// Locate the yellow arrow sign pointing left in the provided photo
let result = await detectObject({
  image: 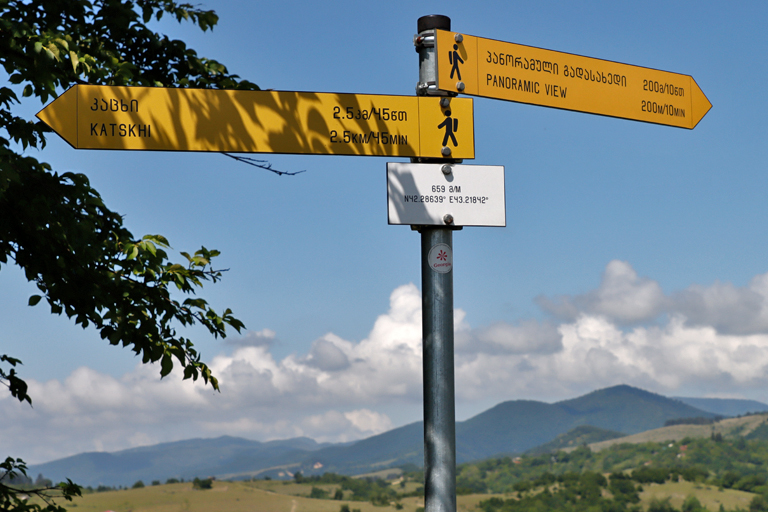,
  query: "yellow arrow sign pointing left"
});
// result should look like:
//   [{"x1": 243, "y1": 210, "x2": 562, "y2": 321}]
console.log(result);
[{"x1": 37, "y1": 85, "x2": 475, "y2": 159}]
